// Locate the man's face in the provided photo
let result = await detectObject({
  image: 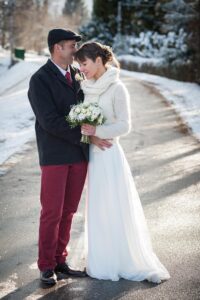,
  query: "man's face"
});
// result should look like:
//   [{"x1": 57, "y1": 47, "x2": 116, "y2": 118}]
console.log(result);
[{"x1": 56, "y1": 40, "x2": 77, "y2": 65}]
